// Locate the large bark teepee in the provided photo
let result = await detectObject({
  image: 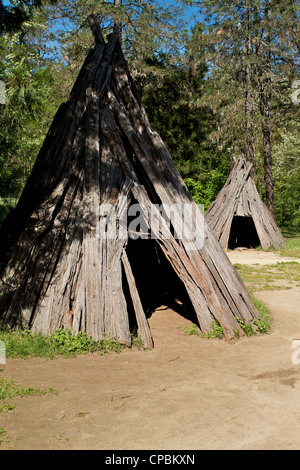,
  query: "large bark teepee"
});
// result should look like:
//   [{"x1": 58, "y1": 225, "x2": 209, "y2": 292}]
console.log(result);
[
  {"x1": 0, "y1": 18, "x2": 262, "y2": 346},
  {"x1": 205, "y1": 157, "x2": 286, "y2": 251}
]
